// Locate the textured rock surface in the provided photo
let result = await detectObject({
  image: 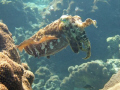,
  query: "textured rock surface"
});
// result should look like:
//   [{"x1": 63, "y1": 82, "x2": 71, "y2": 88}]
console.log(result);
[
  {"x1": 0, "y1": 52, "x2": 24, "y2": 90},
  {"x1": 0, "y1": 22, "x2": 20, "y2": 63},
  {"x1": 0, "y1": 83, "x2": 8, "y2": 90},
  {"x1": 0, "y1": 22, "x2": 34, "y2": 90},
  {"x1": 100, "y1": 70, "x2": 120, "y2": 90}
]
